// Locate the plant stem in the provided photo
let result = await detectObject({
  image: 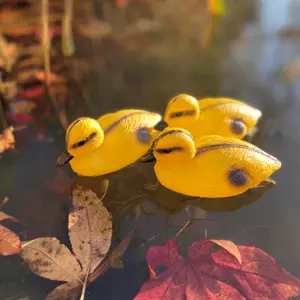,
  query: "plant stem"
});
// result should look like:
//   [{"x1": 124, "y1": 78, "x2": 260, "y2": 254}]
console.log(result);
[
  {"x1": 62, "y1": 0, "x2": 75, "y2": 56},
  {"x1": 41, "y1": 0, "x2": 51, "y2": 84}
]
